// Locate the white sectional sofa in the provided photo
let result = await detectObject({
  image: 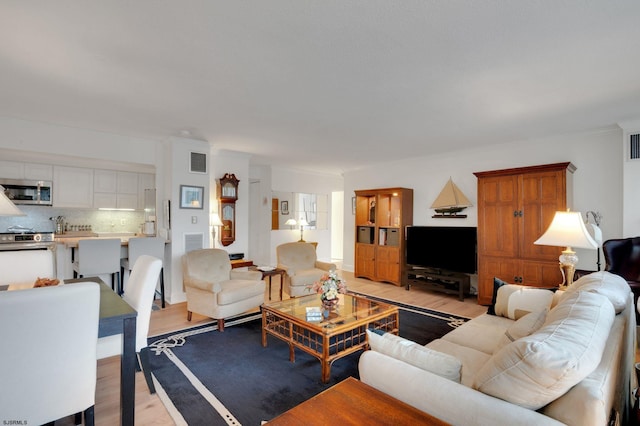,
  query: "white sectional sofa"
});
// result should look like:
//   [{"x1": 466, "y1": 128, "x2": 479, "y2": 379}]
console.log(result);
[{"x1": 359, "y1": 271, "x2": 636, "y2": 426}]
